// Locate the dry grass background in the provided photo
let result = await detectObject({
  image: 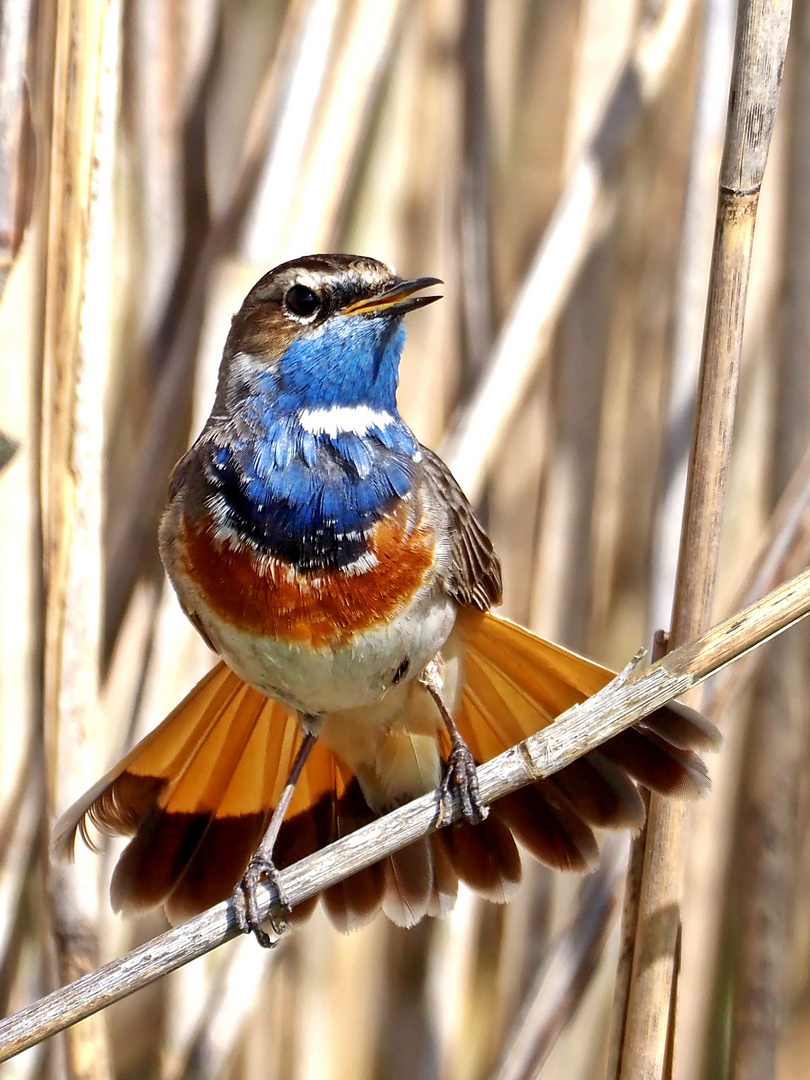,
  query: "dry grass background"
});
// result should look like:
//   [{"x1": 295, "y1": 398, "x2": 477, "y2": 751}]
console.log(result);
[{"x1": 0, "y1": 0, "x2": 809, "y2": 1077}]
